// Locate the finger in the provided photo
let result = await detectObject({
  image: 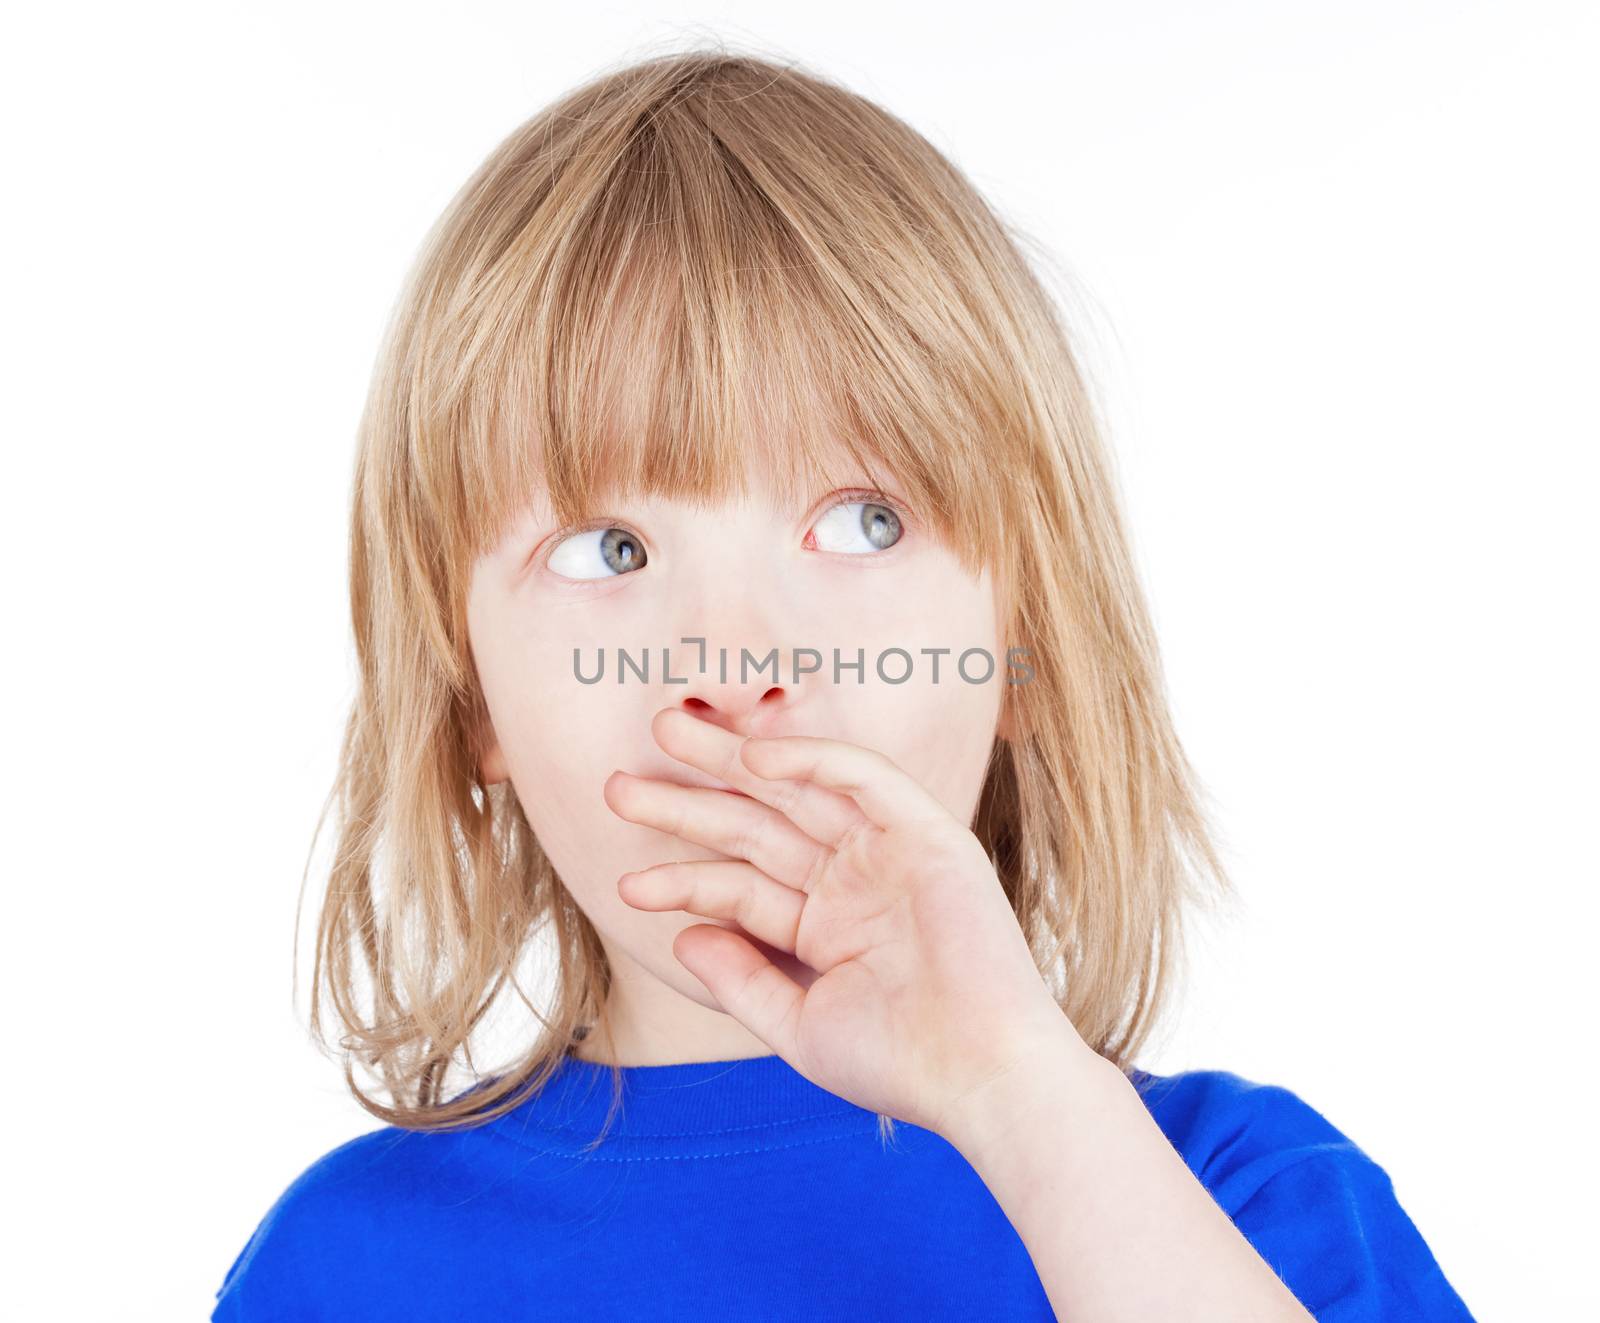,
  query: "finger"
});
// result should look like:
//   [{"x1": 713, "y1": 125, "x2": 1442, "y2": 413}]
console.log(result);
[
  {"x1": 738, "y1": 733, "x2": 952, "y2": 834},
  {"x1": 619, "y1": 859, "x2": 805, "y2": 955},
  {"x1": 671, "y1": 923, "x2": 806, "y2": 1064},
  {"x1": 604, "y1": 771, "x2": 827, "y2": 892},
  {"x1": 651, "y1": 707, "x2": 868, "y2": 849}
]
